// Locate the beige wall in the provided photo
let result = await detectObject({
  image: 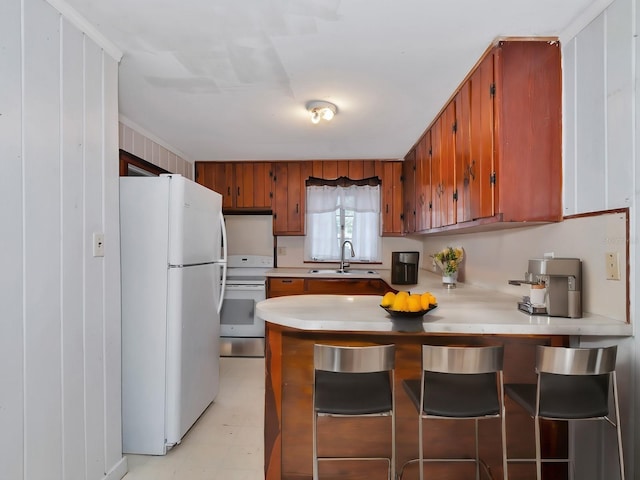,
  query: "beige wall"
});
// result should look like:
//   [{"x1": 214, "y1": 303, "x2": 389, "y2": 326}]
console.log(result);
[{"x1": 418, "y1": 211, "x2": 627, "y2": 321}]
